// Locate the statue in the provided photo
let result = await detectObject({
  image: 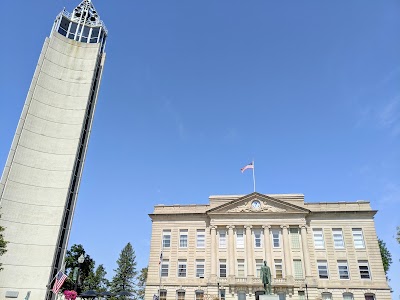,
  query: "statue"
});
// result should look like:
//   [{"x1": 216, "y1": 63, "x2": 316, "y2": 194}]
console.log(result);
[{"x1": 260, "y1": 261, "x2": 272, "y2": 294}]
